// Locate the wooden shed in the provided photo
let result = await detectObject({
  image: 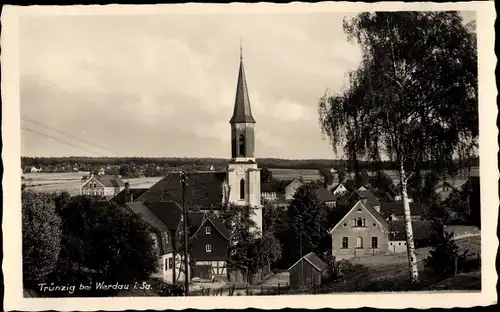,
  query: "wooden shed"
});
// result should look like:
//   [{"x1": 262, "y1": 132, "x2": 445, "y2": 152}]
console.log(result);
[{"x1": 287, "y1": 252, "x2": 328, "y2": 290}]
